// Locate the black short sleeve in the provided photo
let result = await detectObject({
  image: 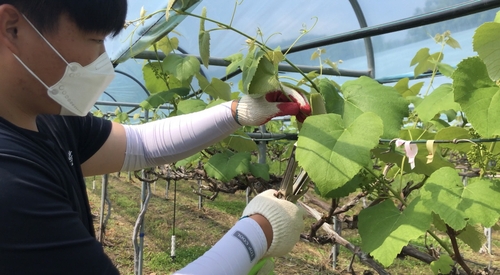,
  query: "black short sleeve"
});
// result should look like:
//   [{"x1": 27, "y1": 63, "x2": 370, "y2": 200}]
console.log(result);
[{"x1": 0, "y1": 115, "x2": 118, "y2": 274}]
